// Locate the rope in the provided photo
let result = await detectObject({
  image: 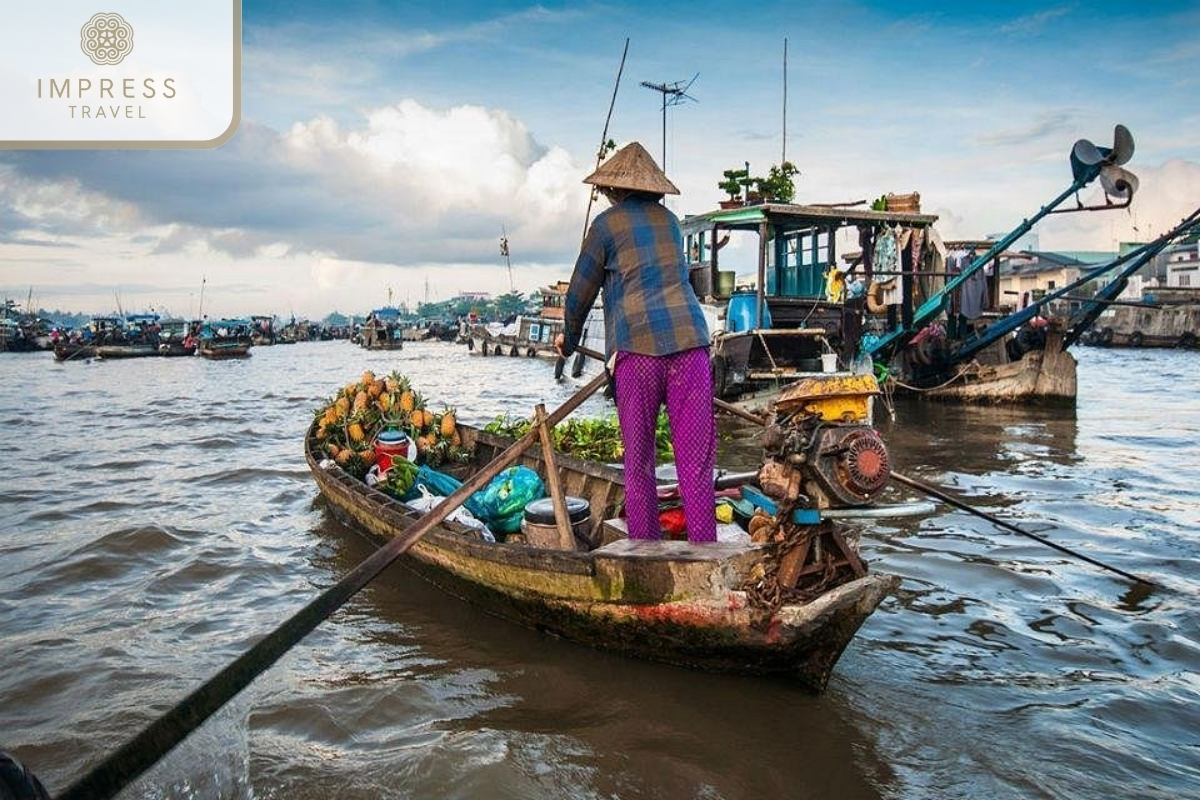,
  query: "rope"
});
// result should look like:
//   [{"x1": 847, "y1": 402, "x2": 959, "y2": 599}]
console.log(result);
[{"x1": 885, "y1": 361, "x2": 980, "y2": 393}]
